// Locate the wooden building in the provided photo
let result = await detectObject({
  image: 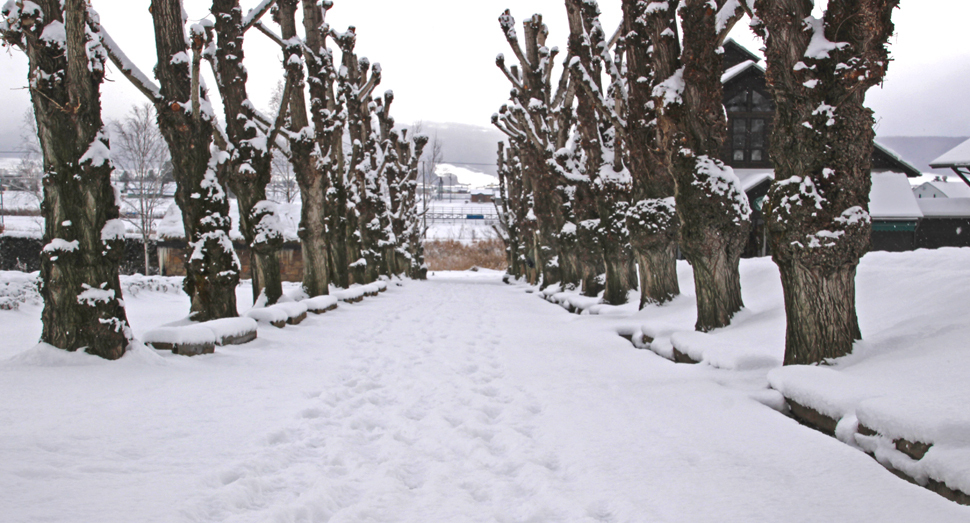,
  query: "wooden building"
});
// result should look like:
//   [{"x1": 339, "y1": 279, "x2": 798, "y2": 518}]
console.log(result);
[{"x1": 720, "y1": 40, "x2": 924, "y2": 254}]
